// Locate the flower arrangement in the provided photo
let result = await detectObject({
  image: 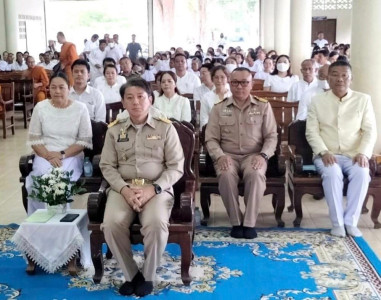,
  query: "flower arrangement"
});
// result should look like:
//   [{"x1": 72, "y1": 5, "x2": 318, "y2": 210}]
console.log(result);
[{"x1": 29, "y1": 168, "x2": 86, "y2": 206}]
